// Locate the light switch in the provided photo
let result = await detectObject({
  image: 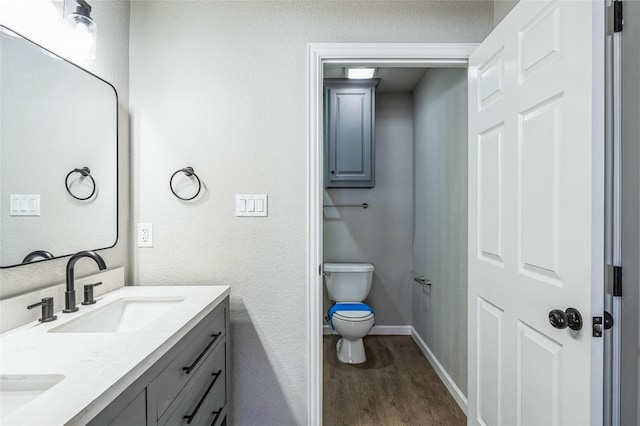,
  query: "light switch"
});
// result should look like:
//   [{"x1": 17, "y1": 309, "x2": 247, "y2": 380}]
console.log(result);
[
  {"x1": 236, "y1": 194, "x2": 268, "y2": 217},
  {"x1": 10, "y1": 194, "x2": 40, "y2": 216}
]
